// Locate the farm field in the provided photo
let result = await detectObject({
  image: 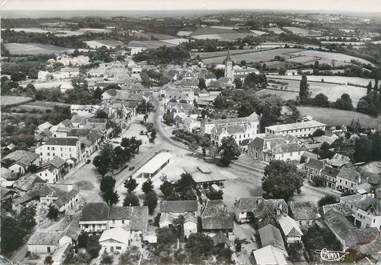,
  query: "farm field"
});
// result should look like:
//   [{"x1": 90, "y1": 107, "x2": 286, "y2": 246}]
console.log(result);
[
  {"x1": 266, "y1": 78, "x2": 367, "y2": 106},
  {"x1": 8, "y1": 27, "x2": 50, "y2": 33},
  {"x1": 4, "y1": 43, "x2": 72, "y2": 55},
  {"x1": 128, "y1": 40, "x2": 176, "y2": 49},
  {"x1": 200, "y1": 48, "x2": 303, "y2": 64},
  {"x1": 85, "y1": 39, "x2": 124, "y2": 49},
  {"x1": 283, "y1": 26, "x2": 322, "y2": 37},
  {"x1": 289, "y1": 50, "x2": 374, "y2": 66},
  {"x1": 267, "y1": 75, "x2": 373, "y2": 86},
  {"x1": 297, "y1": 106, "x2": 381, "y2": 128},
  {"x1": 265, "y1": 27, "x2": 285, "y2": 34},
  {"x1": 192, "y1": 32, "x2": 259, "y2": 41},
  {"x1": 1, "y1": 96, "x2": 33, "y2": 107},
  {"x1": 256, "y1": 89, "x2": 298, "y2": 100},
  {"x1": 160, "y1": 38, "x2": 188, "y2": 45}
]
